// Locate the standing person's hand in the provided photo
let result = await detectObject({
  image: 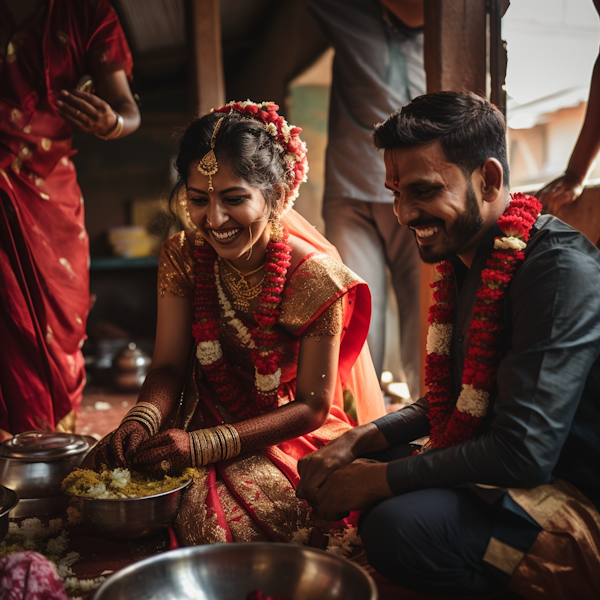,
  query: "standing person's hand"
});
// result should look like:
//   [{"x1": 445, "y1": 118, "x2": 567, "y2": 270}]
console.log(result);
[
  {"x1": 55, "y1": 89, "x2": 120, "y2": 138},
  {"x1": 536, "y1": 171, "x2": 584, "y2": 215}
]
